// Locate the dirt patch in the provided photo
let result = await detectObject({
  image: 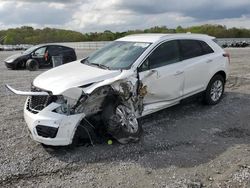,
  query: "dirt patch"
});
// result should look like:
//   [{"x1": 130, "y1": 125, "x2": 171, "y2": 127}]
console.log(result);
[{"x1": 216, "y1": 128, "x2": 250, "y2": 138}]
